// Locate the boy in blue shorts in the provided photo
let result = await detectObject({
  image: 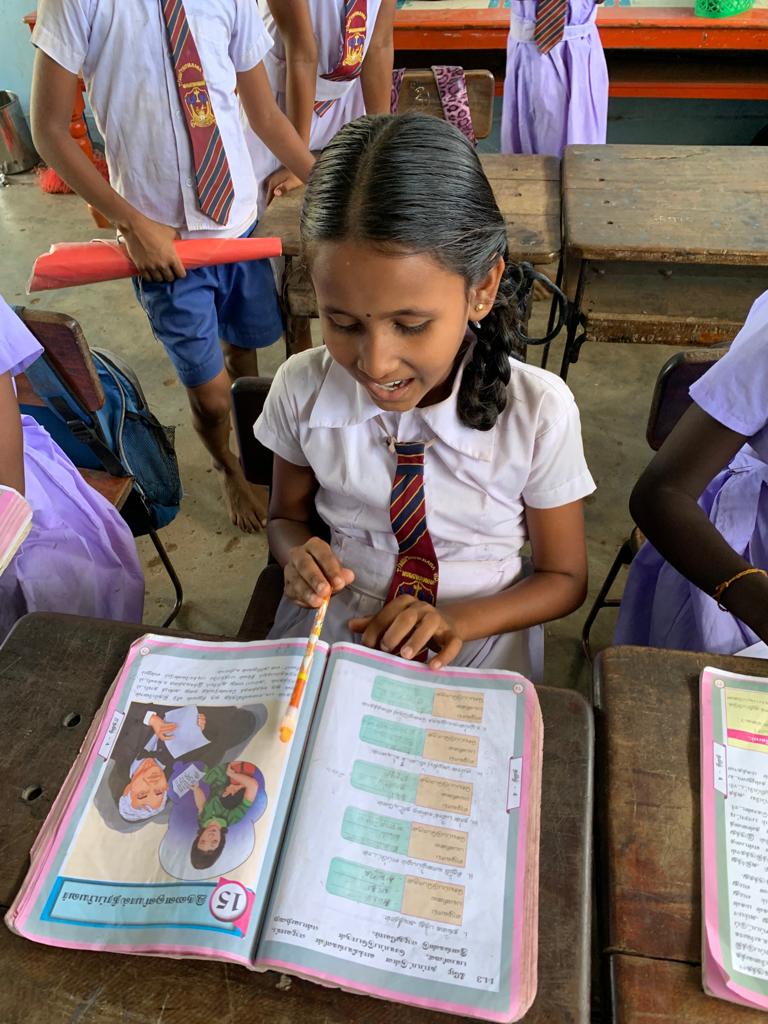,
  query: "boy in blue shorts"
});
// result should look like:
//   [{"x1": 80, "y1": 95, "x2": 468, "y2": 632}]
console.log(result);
[{"x1": 30, "y1": 0, "x2": 314, "y2": 531}]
